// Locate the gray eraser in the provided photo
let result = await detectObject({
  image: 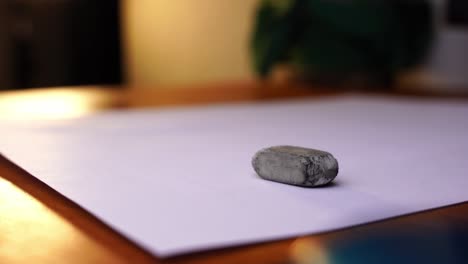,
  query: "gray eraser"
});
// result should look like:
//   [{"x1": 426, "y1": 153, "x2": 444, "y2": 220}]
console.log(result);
[{"x1": 252, "y1": 146, "x2": 339, "y2": 187}]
